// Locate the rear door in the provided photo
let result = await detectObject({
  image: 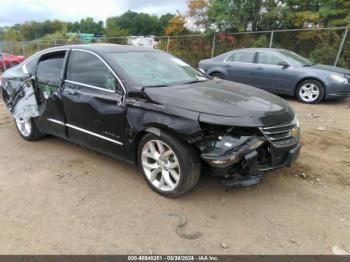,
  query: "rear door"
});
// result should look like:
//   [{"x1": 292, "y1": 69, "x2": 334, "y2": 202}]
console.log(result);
[
  {"x1": 35, "y1": 50, "x2": 68, "y2": 138},
  {"x1": 62, "y1": 49, "x2": 126, "y2": 157},
  {"x1": 224, "y1": 51, "x2": 256, "y2": 85},
  {"x1": 253, "y1": 51, "x2": 295, "y2": 94}
]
